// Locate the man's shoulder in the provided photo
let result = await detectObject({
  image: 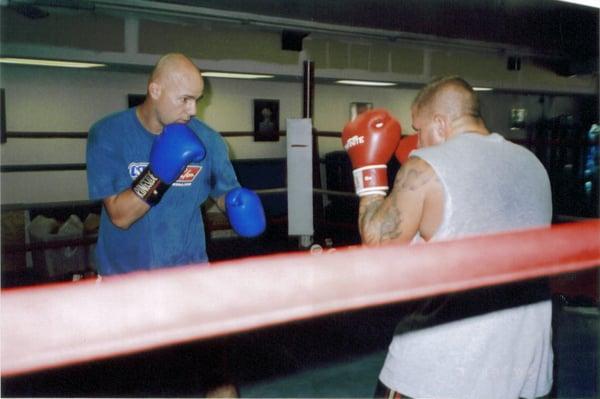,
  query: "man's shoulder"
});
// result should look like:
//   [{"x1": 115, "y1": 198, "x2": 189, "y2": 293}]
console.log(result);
[
  {"x1": 188, "y1": 117, "x2": 217, "y2": 134},
  {"x1": 188, "y1": 118, "x2": 225, "y2": 144},
  {"x1": 90, "y1": 108, "x2": 133, "y2": 134}
]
